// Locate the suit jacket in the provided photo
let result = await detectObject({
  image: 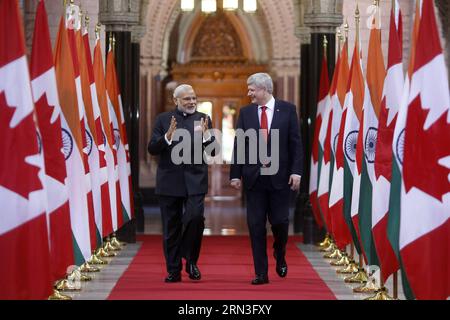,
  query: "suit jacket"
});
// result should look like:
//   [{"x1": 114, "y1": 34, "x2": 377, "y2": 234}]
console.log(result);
[
  {"x1": 229, "y1": 99, "x2": 303, "y2": 190},
  {"x1": 148, "y1": 108, "x2": 216, "y2": 197}
]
